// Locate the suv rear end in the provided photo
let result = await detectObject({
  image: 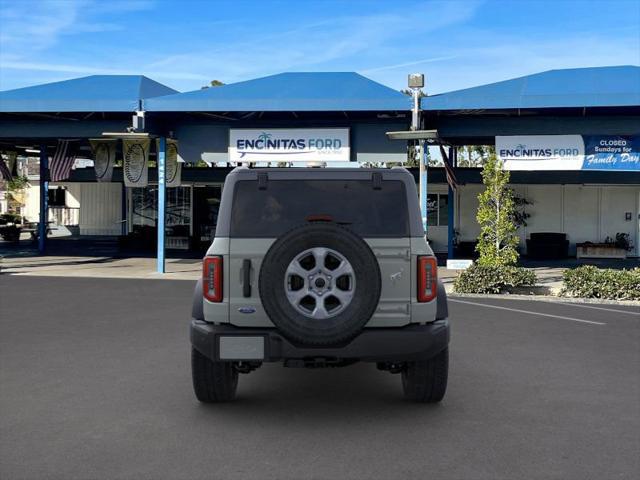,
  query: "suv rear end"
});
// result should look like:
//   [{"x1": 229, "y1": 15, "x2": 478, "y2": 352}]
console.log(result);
[{"x1": 191, "y1": 167, "x2": 449, "y2": 402}]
